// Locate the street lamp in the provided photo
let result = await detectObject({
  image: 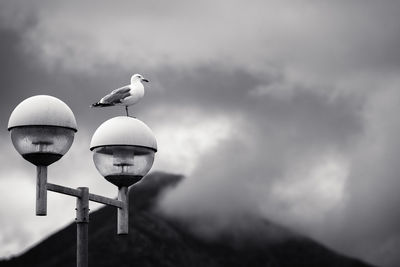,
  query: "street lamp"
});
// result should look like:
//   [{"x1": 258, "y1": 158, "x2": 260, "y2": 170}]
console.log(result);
[
  {"x1": 8, "y1": 95, "x2": 77, "y2": 215},
  {"x1": 8, "y1": 95, "x2": 76, "y2": 166},
  {"x1": 7, "y1": 95, "x2": 157, "y2": 267},
  {"x1": 90, "y1": 116, "x2": 157, "y2": 234}
]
